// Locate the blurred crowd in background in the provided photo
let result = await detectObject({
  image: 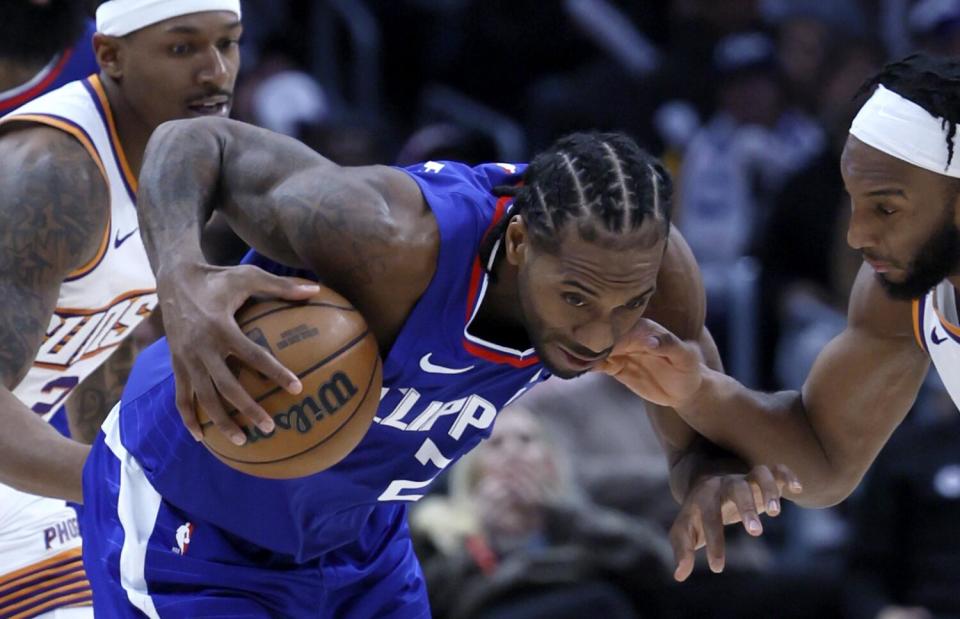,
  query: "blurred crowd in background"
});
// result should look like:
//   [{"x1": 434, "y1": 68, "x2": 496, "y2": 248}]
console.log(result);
[{"x1": 23, "y1": 0, "x2": 960, "y2": 617}]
